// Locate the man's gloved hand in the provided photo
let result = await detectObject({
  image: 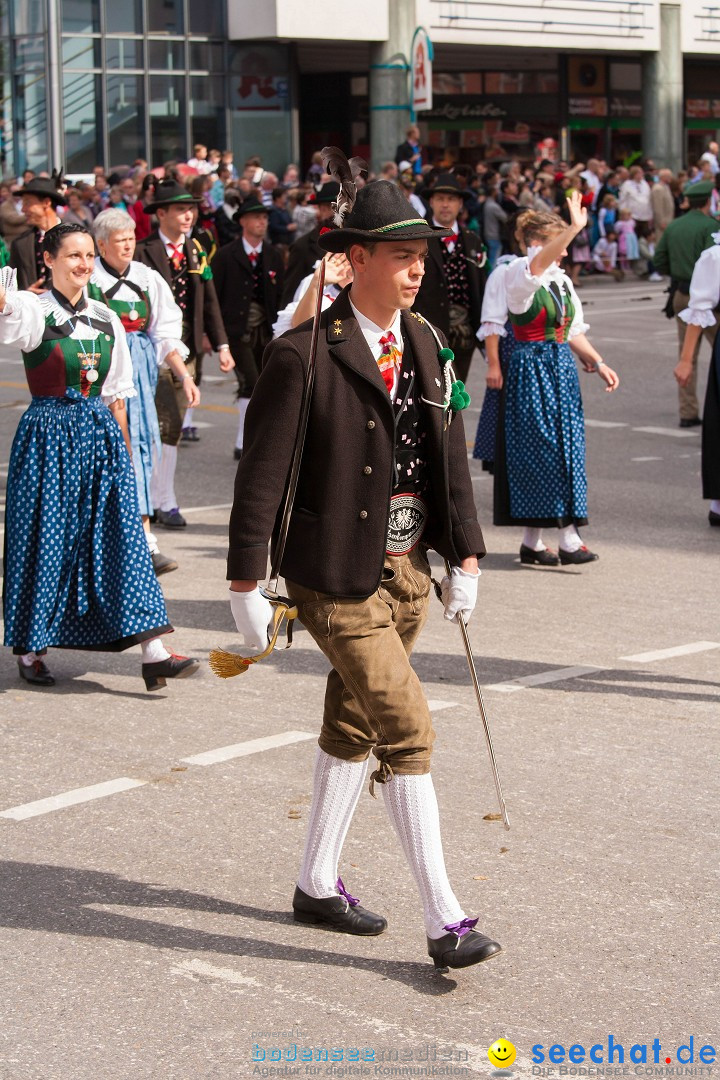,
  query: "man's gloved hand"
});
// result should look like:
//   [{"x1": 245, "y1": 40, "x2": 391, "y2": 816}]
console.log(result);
[
  {"x1": 229, "y1": 588, "x2": 274, "y2": 652},
  {"x1": 440, "y1": 566, "x2": 480, "y2": 624}
]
